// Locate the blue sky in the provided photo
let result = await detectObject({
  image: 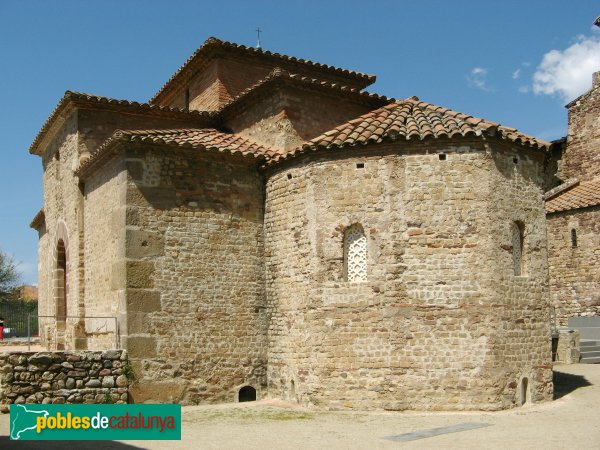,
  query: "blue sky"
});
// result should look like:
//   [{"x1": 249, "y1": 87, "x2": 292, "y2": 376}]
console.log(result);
[{"x1": 1, "y1": 0, "x2": 599, "y2": 284}]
